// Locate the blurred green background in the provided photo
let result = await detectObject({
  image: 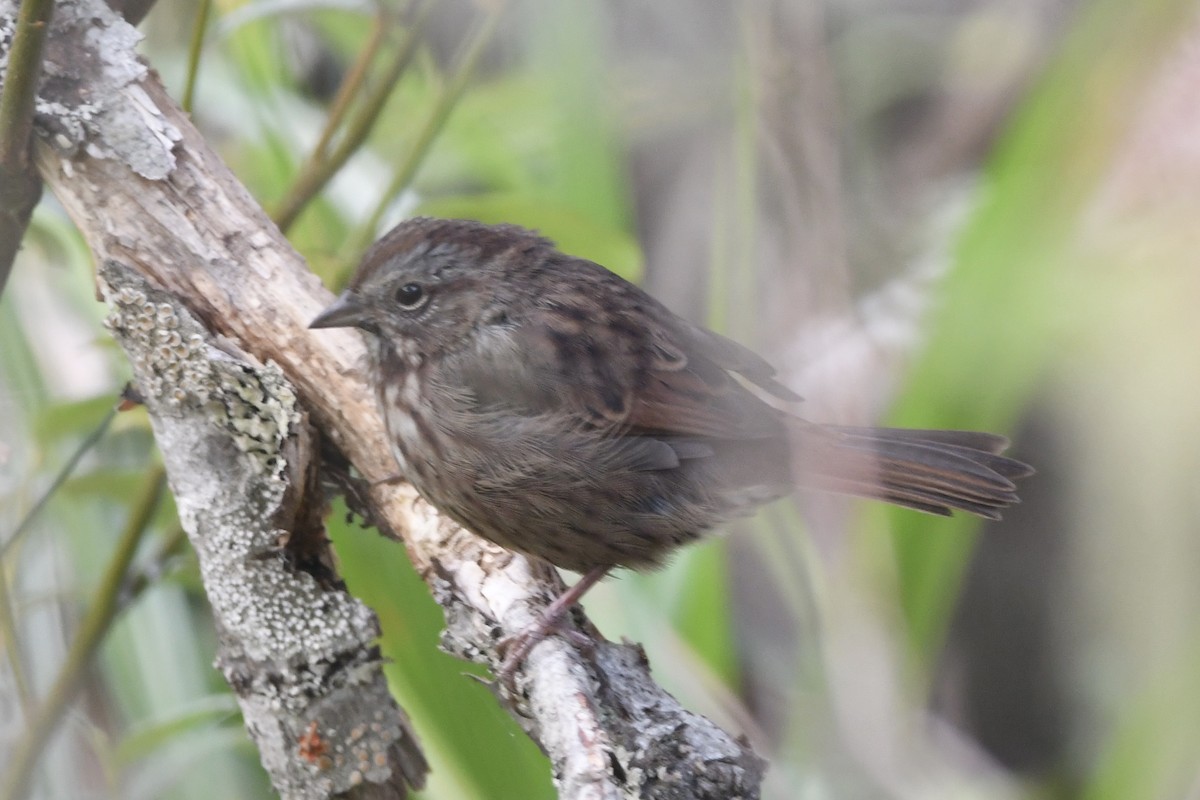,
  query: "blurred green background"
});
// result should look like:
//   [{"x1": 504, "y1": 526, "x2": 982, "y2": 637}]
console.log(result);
[{"x1": 4, "y1": 0, "x2": 1200, "y2": 798}]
